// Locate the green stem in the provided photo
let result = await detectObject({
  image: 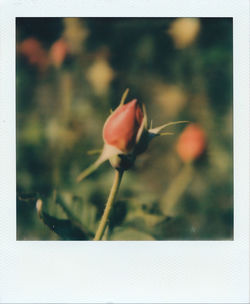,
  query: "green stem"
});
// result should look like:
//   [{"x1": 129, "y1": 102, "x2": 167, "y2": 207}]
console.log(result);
[
  {"x1": 160, "y1": 162, "x2": 194, "y2": 216},
  {"x1": 94, "y1": 169, "x2": 124, "y2": 241}
]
